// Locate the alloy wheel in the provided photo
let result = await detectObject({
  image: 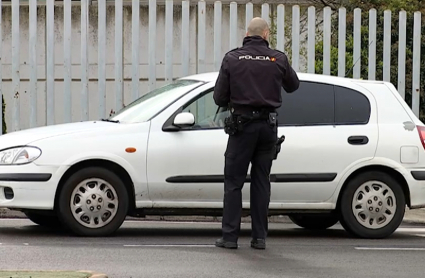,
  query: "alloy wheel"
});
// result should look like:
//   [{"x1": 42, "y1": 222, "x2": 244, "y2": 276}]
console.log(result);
[
  {"x1": 70, "y1": 178, "x2": 119, "y2": 229},
  {"x1": 351, "y1": 180, "x2": 396, "y2": 229}
]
